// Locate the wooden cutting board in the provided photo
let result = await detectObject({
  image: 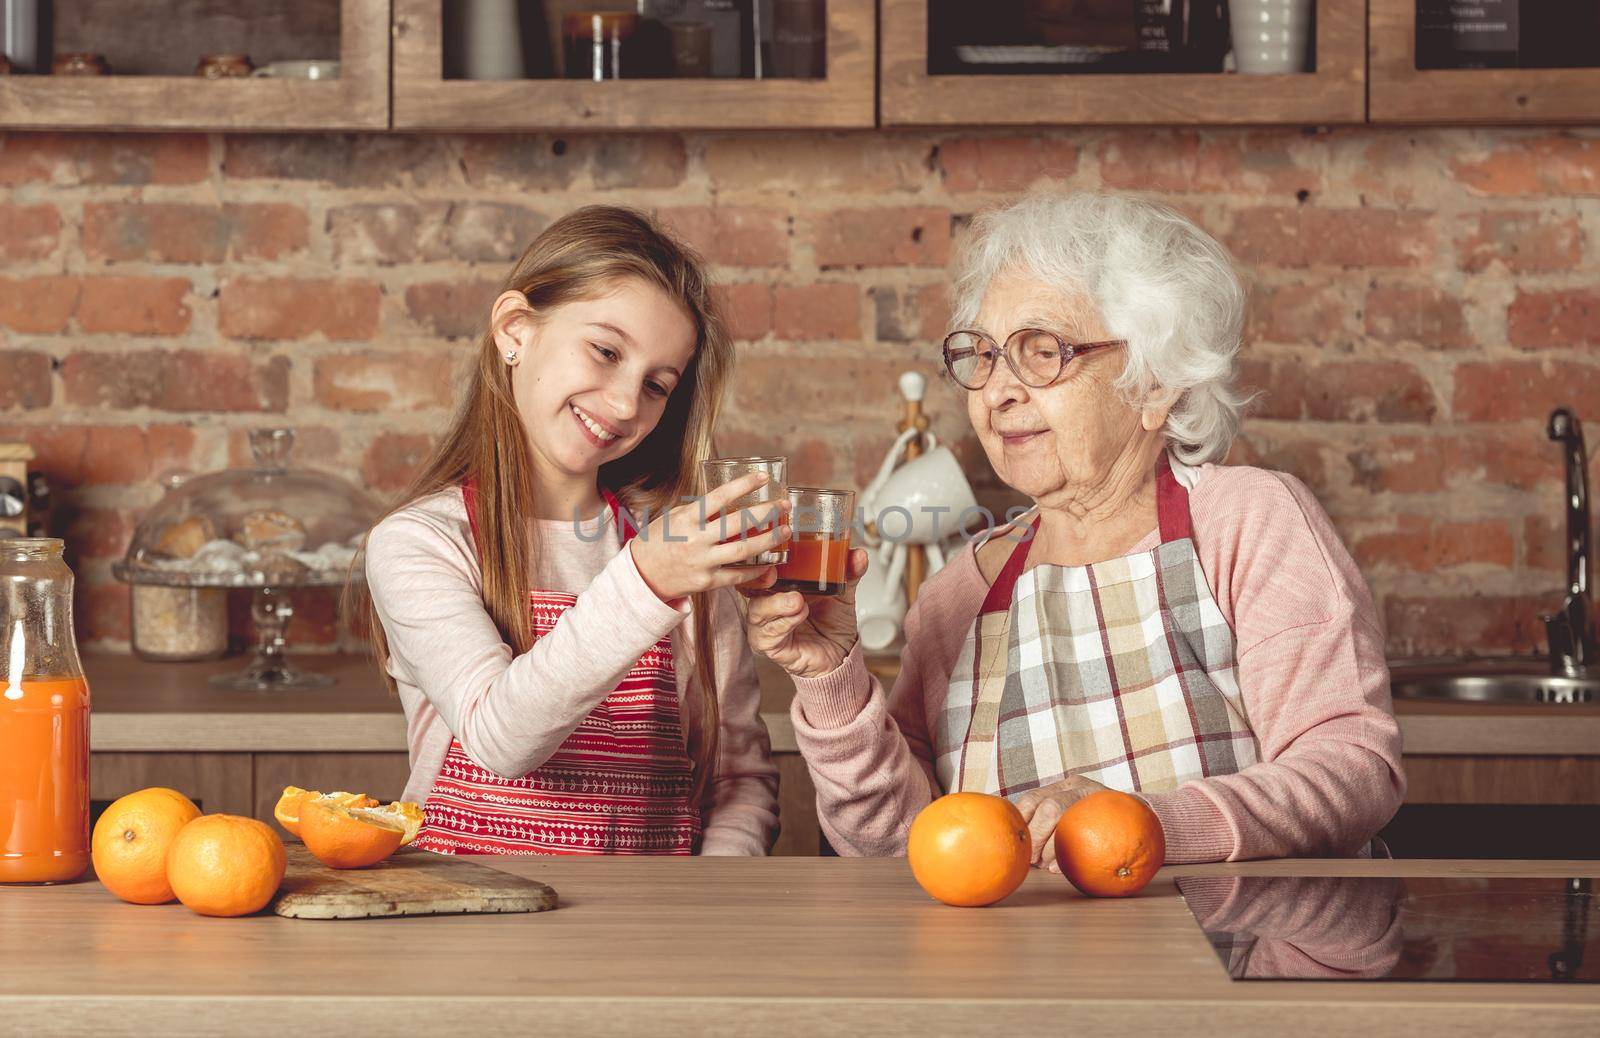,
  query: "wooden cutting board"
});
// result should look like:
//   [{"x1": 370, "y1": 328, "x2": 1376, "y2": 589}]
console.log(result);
[{"x1": 272, "y1": 844, "x2": 558, "y2": 920}]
